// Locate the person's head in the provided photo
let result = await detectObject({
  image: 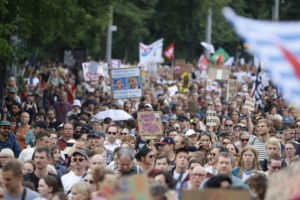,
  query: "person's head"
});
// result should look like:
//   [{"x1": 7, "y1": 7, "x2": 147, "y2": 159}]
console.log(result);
[
  {"x1": 171, "y1": 104, "x2": 182, "y2": 116},
  {"x1": 221, "y1": 136, "x2": 233, "y2": 147},
  {"x1": 2, "y1": 159, "x2": 24, "y2": 193},
  {"x1": 174, "y1": 134, "x2": 189, "y2": 150},
  {"x1": 128, "y1": 76, "x2": 139, "y2": 89},
  {"x1": 33, "y1": 147, "x2": 52, "y2": 170},
  {"x1": 215, "y1": 152, "x2": 234, "y2": 175},
  {"x1": 137, "y1": 146, "x2": 155, "y2": 166},
  {"x1": 114, "y1": 79, "x2": 124, "y2": 90},
  {"x1": 84, "y1": 173, "x2": 96, "y2": 192},
  {"x1": 199, "y1": 132, "x2": 212, "y2": 150},
  {"x1": 71, "y1": 182, "x2": 91, "y2": 200},
  {"x1": 245, "y1": 174, "x2": 267, "y2": 200},
  {"x1": 282, "y1": 123, "x2": 296, "y2": 141},
  {"x1": 117, "y1": 147, "x2": 135, "y2": 172},
  {"x1": 204, "y1": 174, "x2": 232, "y2": 188},
  {"x1": 285, "y1": 140, "x2": 297, "y2": 158},
  {"x1": 20, "y1": 112, "x2": 30, "y2": 125},
  {"x1": 49, "y1": 145, "x2": 61, "y2": 163},
  {"x1": 0, "y1": 121, "x2": 12, "y2": 138},
  {"x1": 208, "y1": 146, "x2": 227, "y2": 166},
  {"x1": 106, "y1": 125, "x2": 119, "y2": 143},
  {"x1": 172, "y1": 122, "x2": 181, "y2": 132},
  {"x1": 0, "y1": 149, "x2": 14, "y2": 167},
  {"x1": 239, "y1": 131, "x2": 250, "y2": 147},
  {"x1": 190, "y1": 165, "x2": 207, "y2": 188},
  {"x1": 177, "y1": 115, "x2": 189, "y2": 130},
  {"x1": 225, "y1": 143, "x2": 238, "y2": 156},
  {"x1": 89, "y1": 154, "x2": 105, "y2": 171},
  {"x1": 175, "y1": 148, "x2": 189, "y2": 169},
  {"x1": 265, "y1": 137, "x2": 280, "y2": 156},
  {"x1": 63, "y1": 122, "x2": 74, "y2": 140},
  {"x1": 10, "y1": 102, "x2": 21, "y2": 115},
  {"x1": 33, "y1": 121, "x2": 48, "y2": 135},
  {"x1": 238, "y1": 146, "x2": 261, "y2": 177},
  {"x1": 72, "y1": 151, "x2": 89, "y2": 171},
  {"x1": 35, "y1": 131, "x2": 51, "y2": 147},
  {"x1": 153, "y1": 171, "x2": 174, "y2": 189},
  {"x1": 48, "y1": 130, "x2": 58, "y2": 146},
  {"x1": 38, "y1": 175, "x2": 59, "y2": 198},
  {"x1": 23, "y1": 160, "x2": 35, "y2": 175},
  {"x1": 156, "y1": 137, "x2": 175, "y2": 155},
  {"x1": 257, "y1": 119, "x2": 271, "y2": 136},
  {"x1": 92, "y1": 165, "x2": 116, "y2": 190},
  {"x1": 59, "y1": 92, "x2": 68, "y2": 102},
  {"x1": 119, "y1": 127, "x2": 129, "y2": 140},
  {"x1": 154, "y1": 155, "x2": 170, "y2": 171},
  {"x1": 267, "y1": 154, "x2": 282, "y2": 176},
  {"x1": 88, "y1": 131, "x2": 106, "y2": 148},
  {"x1": 121, "y1": 135, "x2": 136, "y2": 150},
  {"x1": 224, "y1": 118, "x2": 233, "y2": 134},
  {"x1": 47, "y1": 109, "x2": 56, "y2": 121},
  {"x1": 186, "y1": 129, "x2": 197, "y2": 145}
]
